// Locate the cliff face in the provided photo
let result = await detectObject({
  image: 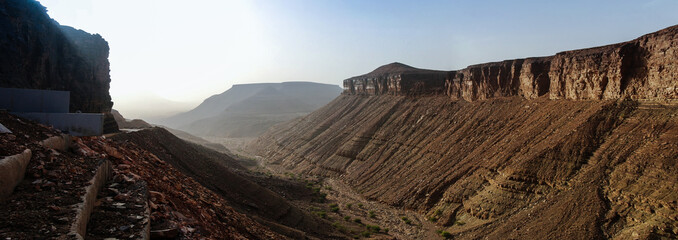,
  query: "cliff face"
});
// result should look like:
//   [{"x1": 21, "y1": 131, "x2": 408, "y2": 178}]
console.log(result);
[
  {"x1": 453, "y1": 26, "x2": 678, "y2": 101},
  {"x1": 0, "y1": 0, "x2": 113, "y2": 113},
  {"x1": 250, "y1": 25, "x2": 678, "y2": 239},
  {"x1": 344, "y1": 25, "x2": 678, "y2": 102}
]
